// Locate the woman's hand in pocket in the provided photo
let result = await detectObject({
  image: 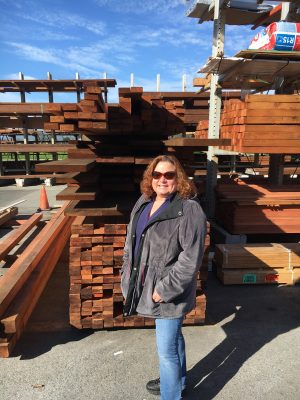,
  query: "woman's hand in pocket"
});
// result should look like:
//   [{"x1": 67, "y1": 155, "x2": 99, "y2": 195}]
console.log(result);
[{"x1": 152, "y1": 290, "x2": 163, "y2": 303}]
